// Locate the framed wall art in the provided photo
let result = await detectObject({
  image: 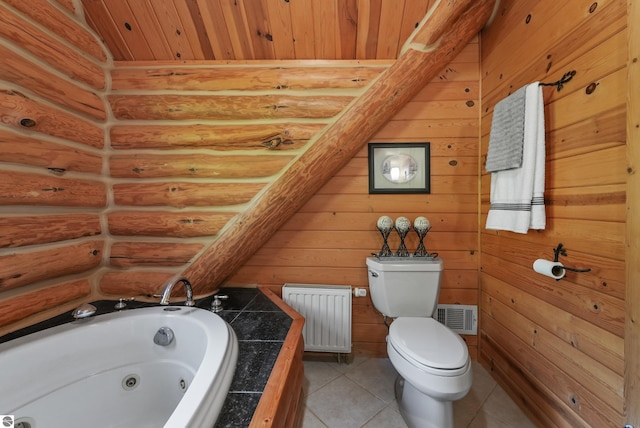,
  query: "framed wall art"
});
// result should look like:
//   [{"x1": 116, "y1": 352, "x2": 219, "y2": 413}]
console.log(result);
[{"x1": 368, "y1": 142, "x2": 431, "y2": 194}]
